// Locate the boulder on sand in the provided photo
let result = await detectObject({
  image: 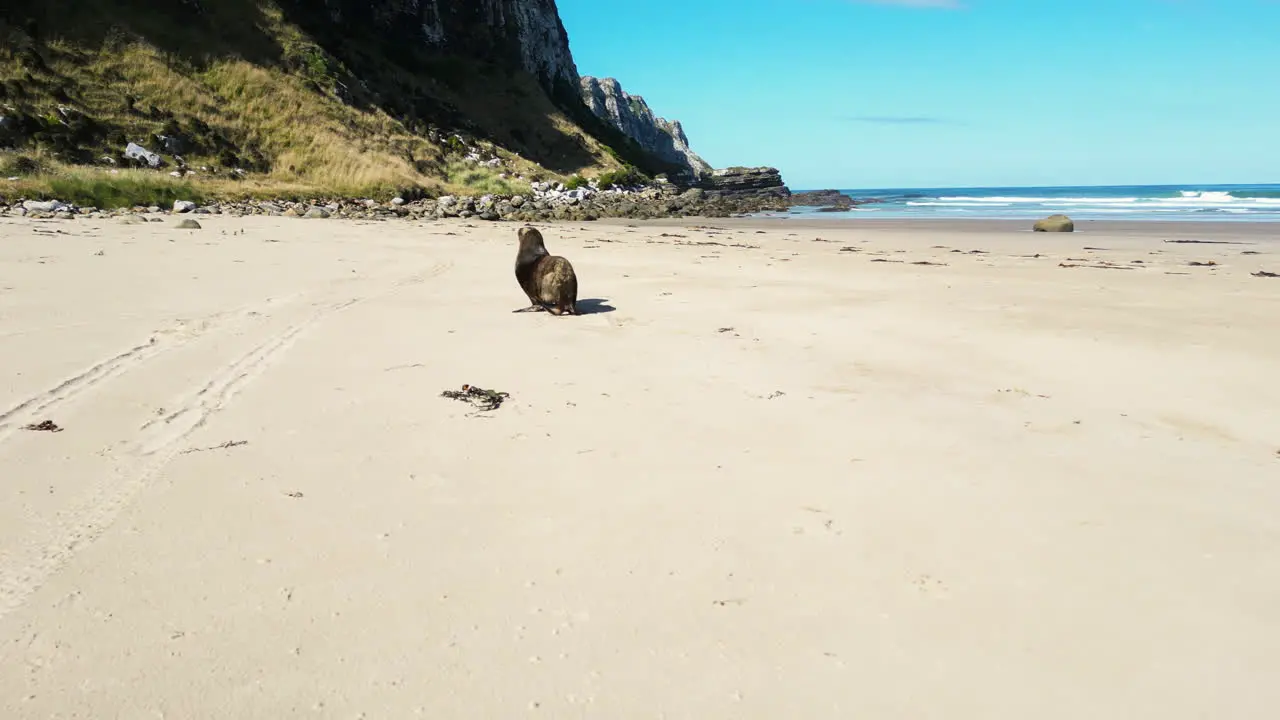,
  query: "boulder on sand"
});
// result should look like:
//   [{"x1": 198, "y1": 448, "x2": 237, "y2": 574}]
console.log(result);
[{"x1": 1034, "y1": 214, "x2": 1074, "y2": 232}]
